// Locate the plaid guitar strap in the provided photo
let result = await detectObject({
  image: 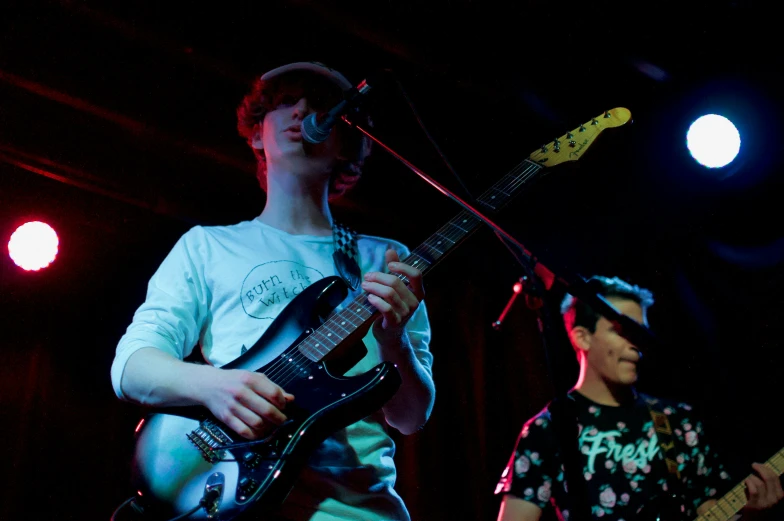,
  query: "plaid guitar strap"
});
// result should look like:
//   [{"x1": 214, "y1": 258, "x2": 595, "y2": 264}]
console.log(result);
[{"x1": 331, "y1": 220, "x2": 362, "y2": 291}]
